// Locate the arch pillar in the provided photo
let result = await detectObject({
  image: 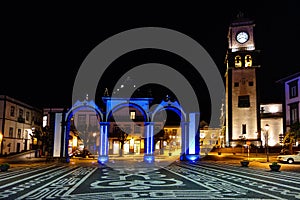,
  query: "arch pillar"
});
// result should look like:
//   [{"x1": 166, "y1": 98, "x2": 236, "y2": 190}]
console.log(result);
[
  {"x1": 144, "y1": 122, "x2": 155, "y2": 163},
  {"x1": 98, "y1": 122, "x2": 109, "y2": 164},
  {"x1": 180, "y1": 121, "x2": 189, "y2": 160},
  {"x1": 180, "y1": 112, "x2": 200, "y2": 161}
]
